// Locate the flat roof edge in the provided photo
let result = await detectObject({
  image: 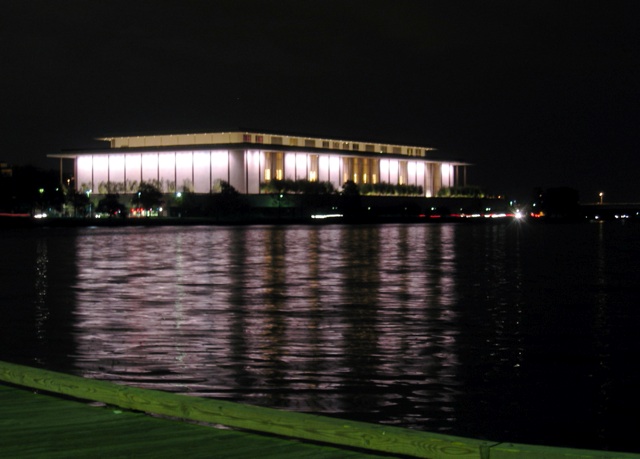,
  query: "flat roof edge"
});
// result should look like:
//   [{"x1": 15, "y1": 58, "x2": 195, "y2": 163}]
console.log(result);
[
  {"x1": 48, "y1": 145, "x2": 469, "y2": 165},
  {"x1": 97, "y1": 130, "x2": 440, "y2": 152}
]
